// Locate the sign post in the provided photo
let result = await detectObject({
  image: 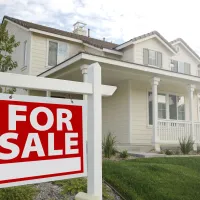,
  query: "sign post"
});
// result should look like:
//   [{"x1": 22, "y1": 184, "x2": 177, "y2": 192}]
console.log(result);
[{"x1": 0, "y1": 63, "x2": 117, "y2": 200}]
